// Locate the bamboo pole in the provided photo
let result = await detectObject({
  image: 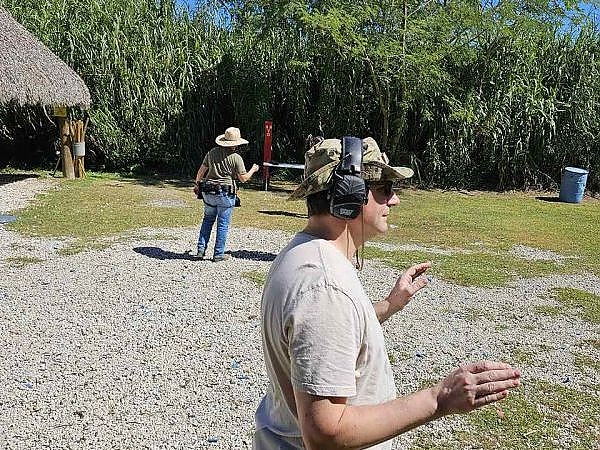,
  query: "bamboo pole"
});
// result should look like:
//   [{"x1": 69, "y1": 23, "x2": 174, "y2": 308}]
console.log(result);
[{"x1": 73, "y1": 119, "x2": 86, "y2": 178}]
